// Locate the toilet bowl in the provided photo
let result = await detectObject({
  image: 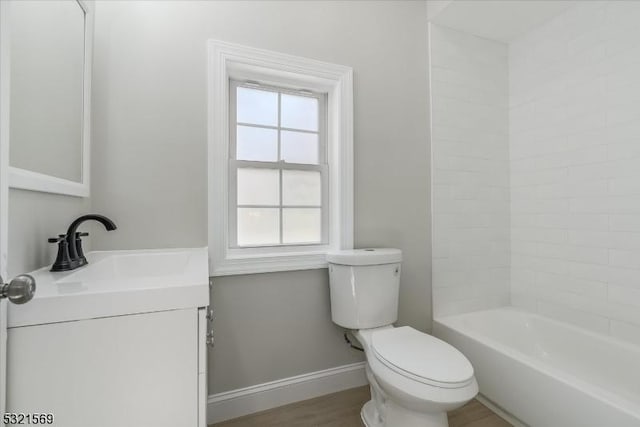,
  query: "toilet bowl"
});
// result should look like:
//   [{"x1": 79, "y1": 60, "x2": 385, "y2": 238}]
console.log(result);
[
  {"x1": 327, "y1": 249, "x2": 478, "y2": 427},
  {"x1": 355, "y1": 326, "x2": 478, "y2": 427}
]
